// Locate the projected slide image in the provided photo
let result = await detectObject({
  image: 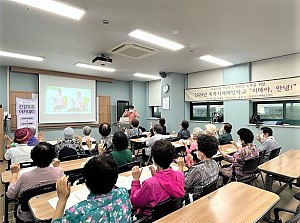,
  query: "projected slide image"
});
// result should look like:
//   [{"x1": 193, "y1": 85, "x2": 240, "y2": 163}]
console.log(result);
[{"x1": 45, "y1": 86, "x2": 92, "y2": 114}]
